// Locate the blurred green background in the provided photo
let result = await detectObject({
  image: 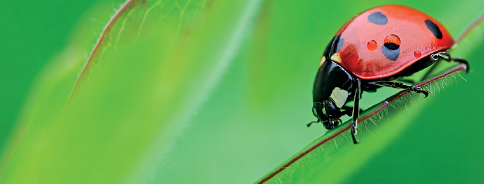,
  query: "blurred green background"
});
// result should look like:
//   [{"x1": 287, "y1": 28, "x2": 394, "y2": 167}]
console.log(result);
[
  {"x1": 0, "y1": 0, "x2": 112, "y2": 153},
  {"x1": 1, "y1": 0, "x2": 484, "y2": 183}
]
